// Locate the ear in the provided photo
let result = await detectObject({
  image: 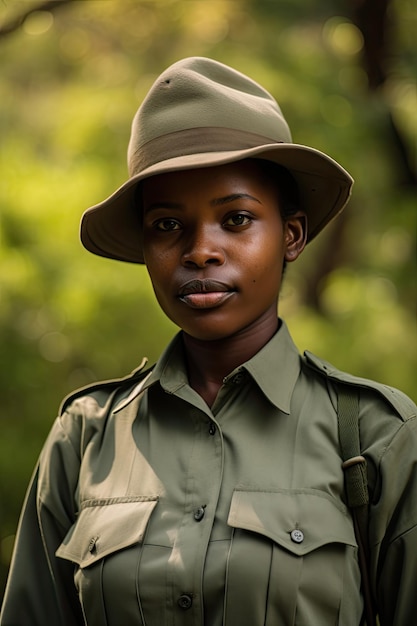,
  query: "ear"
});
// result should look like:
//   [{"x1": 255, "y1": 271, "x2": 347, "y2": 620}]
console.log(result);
[{"x1": 284, "y1": 212, "x2": 307, "y2": 262}]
